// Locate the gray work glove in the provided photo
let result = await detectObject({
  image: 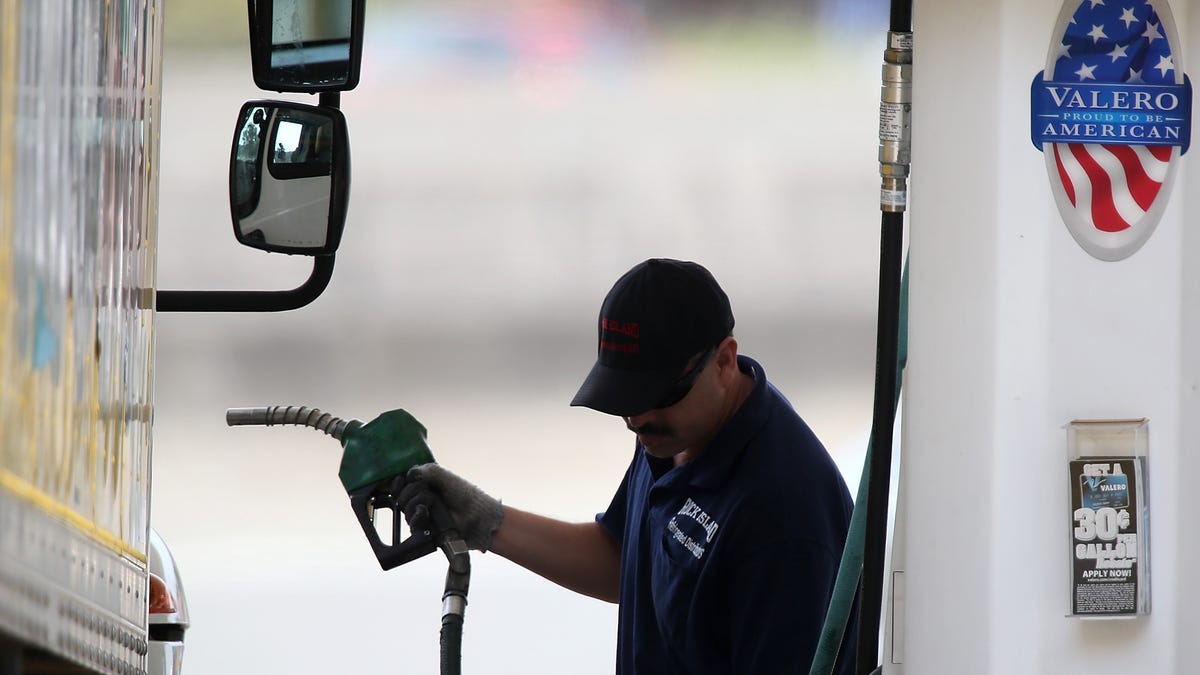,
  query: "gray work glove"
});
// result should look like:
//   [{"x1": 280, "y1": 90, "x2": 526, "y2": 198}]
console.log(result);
[{"x1": 399, "y1": 463, "x2": 504, "y2": 552}]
